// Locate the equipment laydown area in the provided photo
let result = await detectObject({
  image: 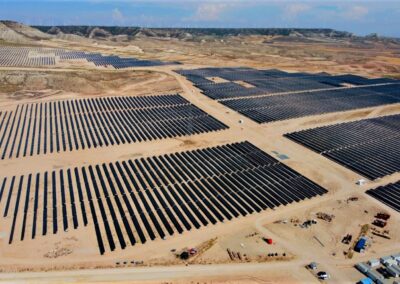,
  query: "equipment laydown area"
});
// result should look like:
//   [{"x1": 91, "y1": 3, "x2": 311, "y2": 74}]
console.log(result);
[{"x1": 0, "y1": 141, "x2": 327, "y2": 255}]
